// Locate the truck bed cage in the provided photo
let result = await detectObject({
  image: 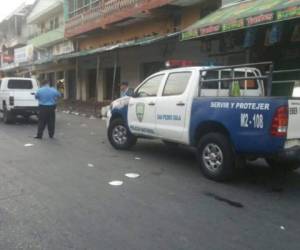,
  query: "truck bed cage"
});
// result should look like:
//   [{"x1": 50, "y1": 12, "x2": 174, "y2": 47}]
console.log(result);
[{"x1": 199, "y1": 61, "x2": 274, "y2": 97}]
